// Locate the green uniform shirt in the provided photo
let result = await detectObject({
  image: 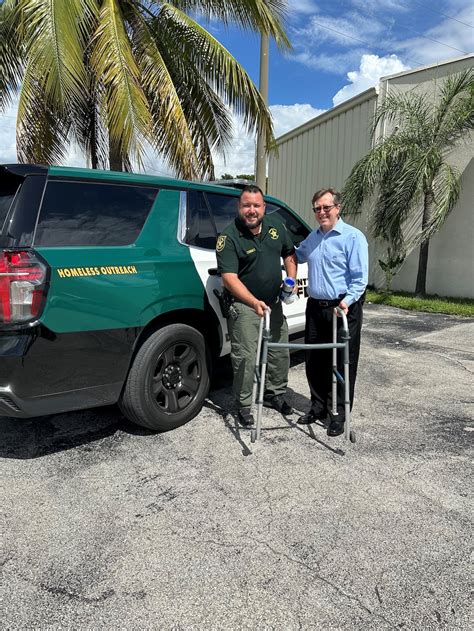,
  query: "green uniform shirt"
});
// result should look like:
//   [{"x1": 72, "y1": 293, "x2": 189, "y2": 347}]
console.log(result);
[{"x1": 216, "y1": 214, "x2": 295, "y2": 304}]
